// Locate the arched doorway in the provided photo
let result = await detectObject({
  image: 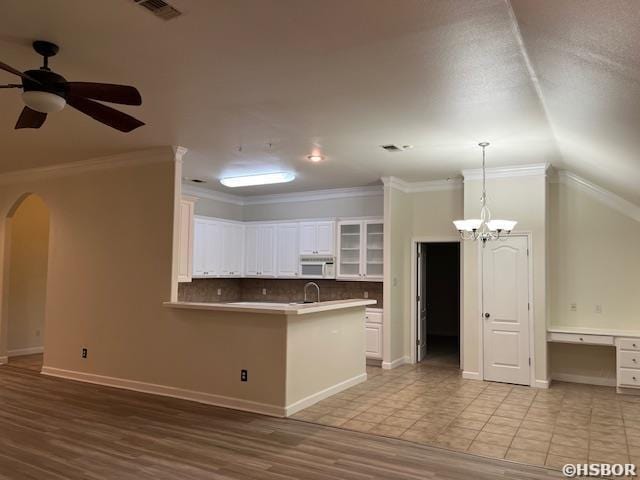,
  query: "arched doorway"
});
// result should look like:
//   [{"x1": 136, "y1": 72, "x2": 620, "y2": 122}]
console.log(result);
[{"x1": 2, "y1": 194, "x2": 50, "y2": 372}]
